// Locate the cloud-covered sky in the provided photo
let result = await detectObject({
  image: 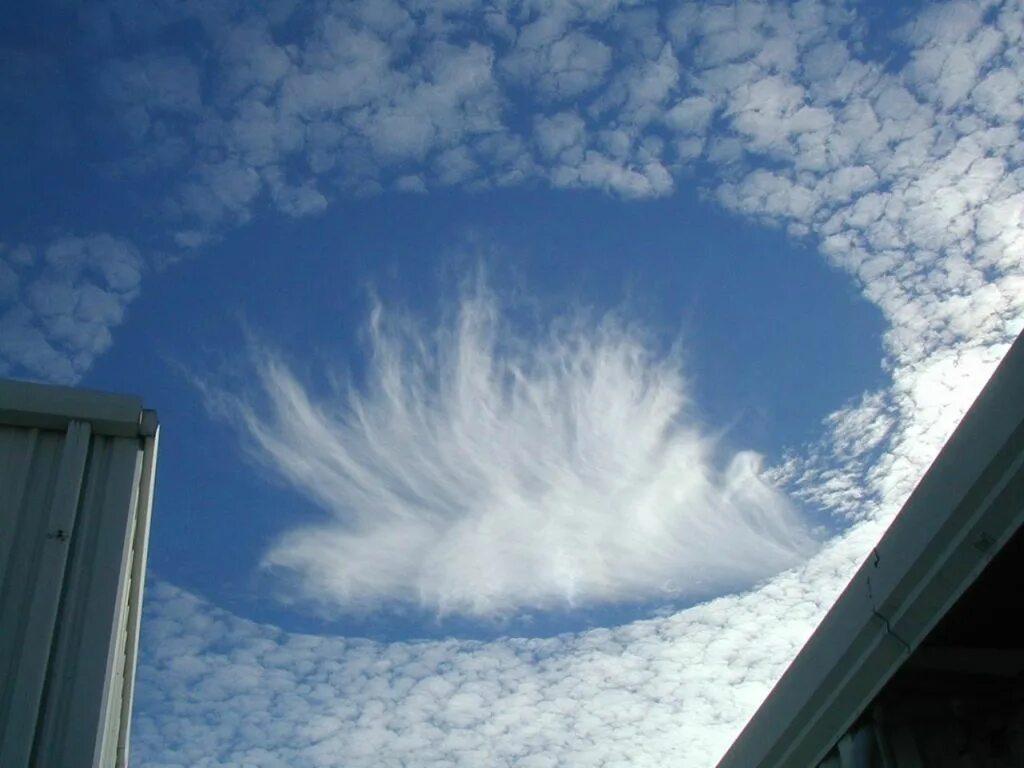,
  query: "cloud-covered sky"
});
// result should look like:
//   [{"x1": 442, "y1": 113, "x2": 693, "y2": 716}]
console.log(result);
[{"x1": 3, "y1": 0, "x2": 1023, "y2": 765}]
